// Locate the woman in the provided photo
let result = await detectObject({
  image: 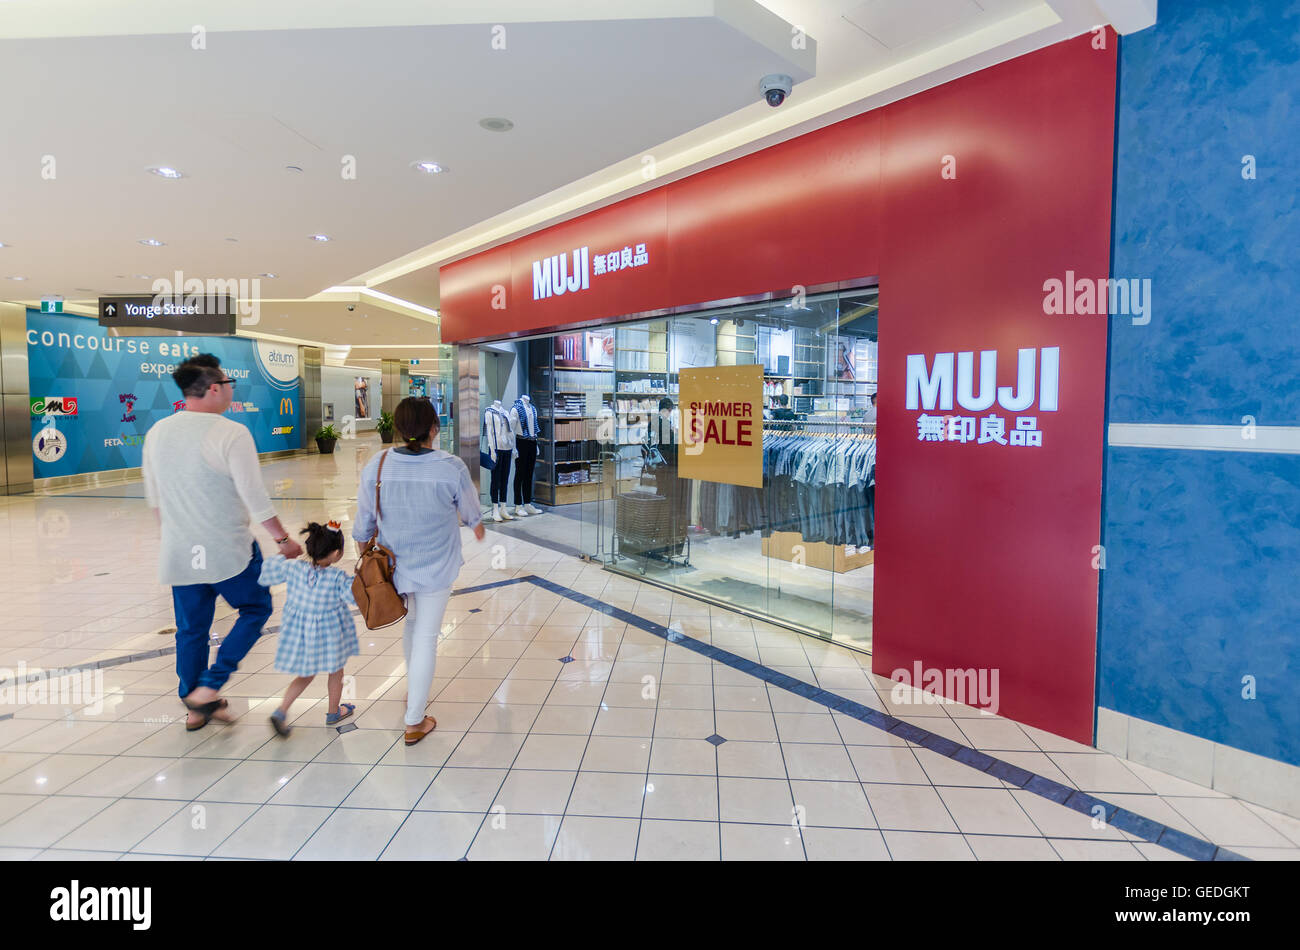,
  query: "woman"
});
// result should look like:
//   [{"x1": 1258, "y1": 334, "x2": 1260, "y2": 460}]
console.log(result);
[{"x1": 353, "y1": 397, "x2": 485, "y2": 745}]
